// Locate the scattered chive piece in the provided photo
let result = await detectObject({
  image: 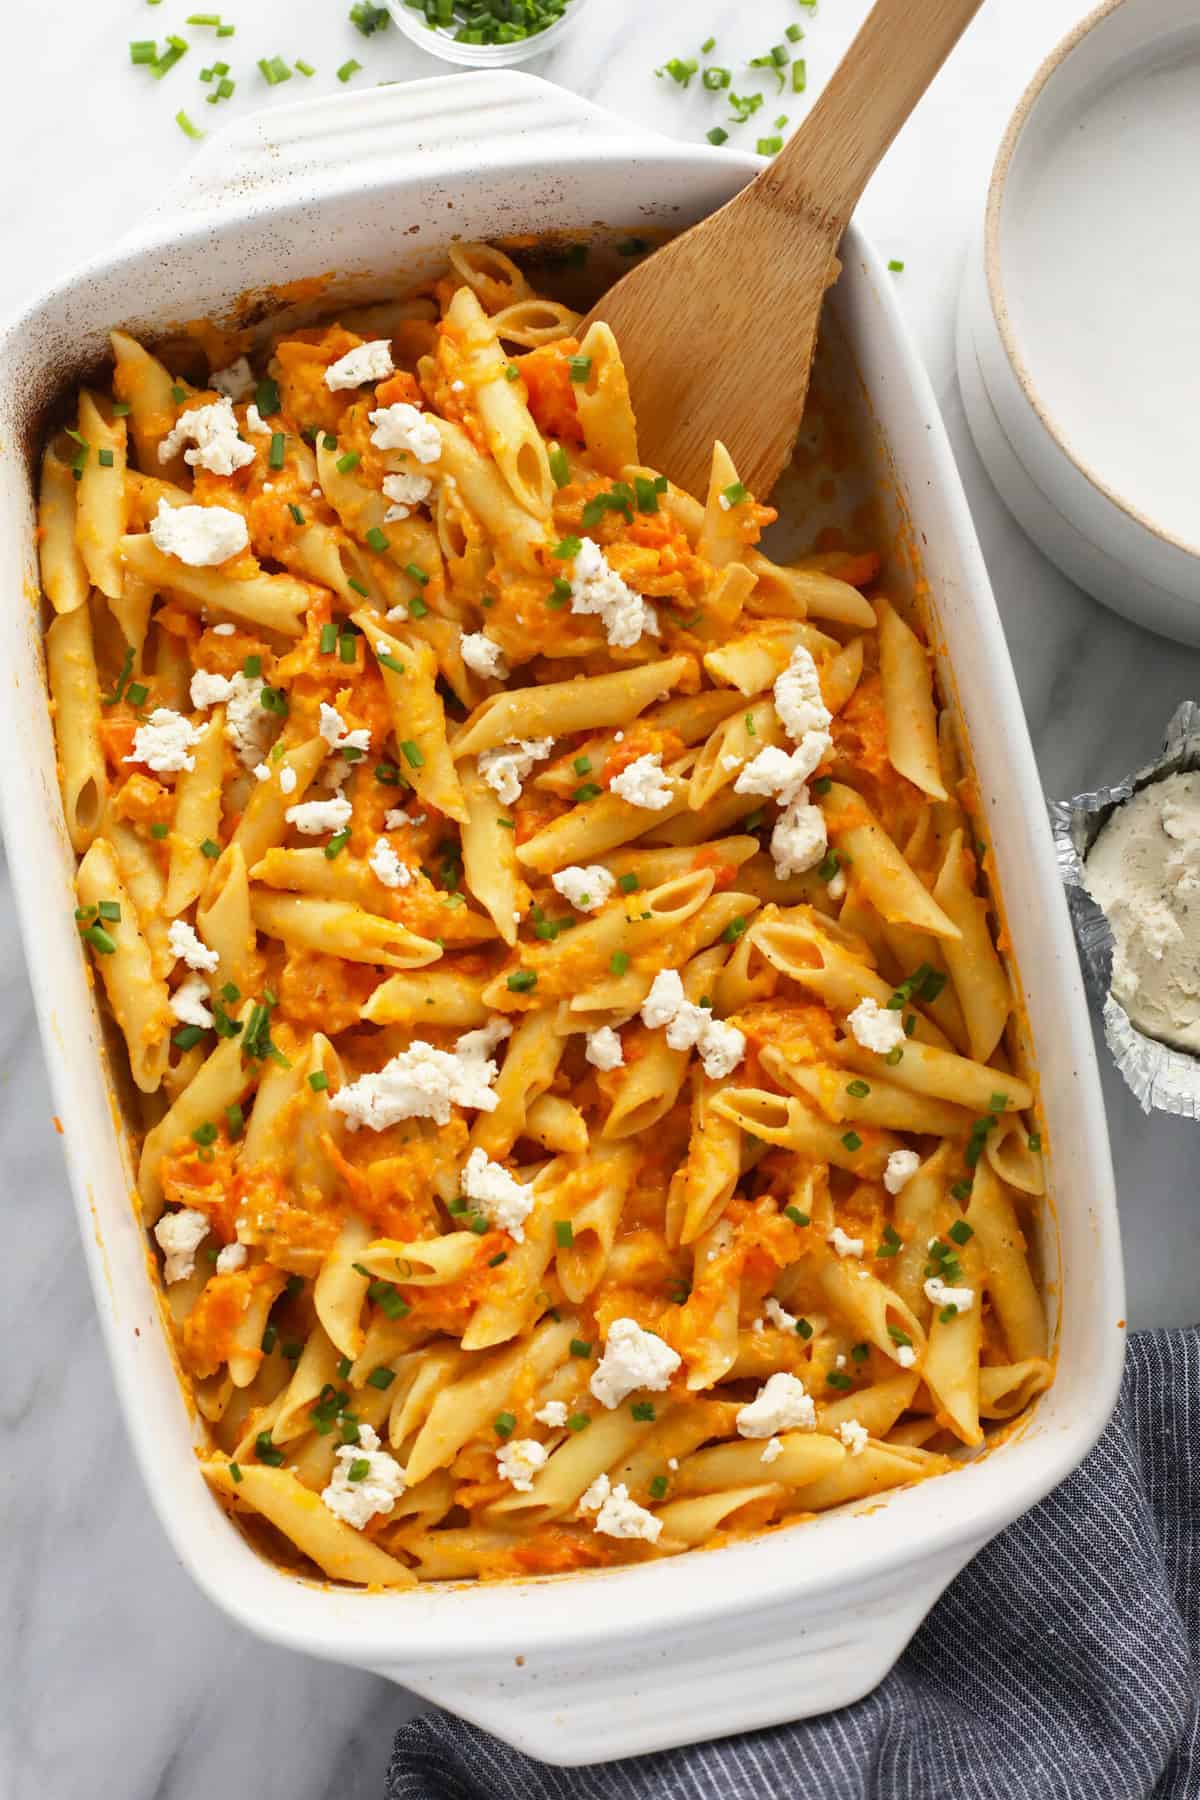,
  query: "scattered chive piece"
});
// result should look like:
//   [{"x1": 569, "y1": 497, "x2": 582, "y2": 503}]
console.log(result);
[
  {"x1": 366, "y1": 1367, "x2": 395, "y2": 1390},
  {"x1": 826, "y1": 1370, "x2": 854, "y2": 1391},
  {"x1": 173, "y1": 1025, "x2": 206, "y2": 1050},
  {"x1": 707, "y1": 126, "x2": 730, "y2": 145},
  {"x1": 877, "y1": 1224, "x2": 903, "y2": 1259},
  {"x1": 349, "y1": 0, "x2": 390, "y2": 32},
  {"x1": 346, "y1": 1457, "x2": 371, "y2": 1483},
  {"x1": 573, "y1": 782, "x2": 602, "y2": 803},
  {"x1": 792, "y1": 59, "x2": 807, "y2": 92},
  {"x1": 757, "y1": 136, "x2": 783, "y2": 156},
  {"x1": 98, "y1": 447, "x2": 115, "y2": 468},
  {"x1": 796, "y1": 1317, "x2": 813, "y2": 1340},
  {"x1": 324, "y1": 830, "x2": 351, "y2": 861},
  {"x1": 721, "y1": 914, "x2": 748, "y2": 944},
  {"x1": 97, "y1": 900, "x2": 121, "y2": 922},
  {"x1": 308, "y1": 1070, "x2": 329, "y2": 1093},
  {"x1": 294, "y1": 59, "x2": 315, "y2": 77},
  {"x1": 255, "y1": 1431, "x2": 285, "y2": 1467},
  {"x1": 504, "y1": 363, "x2": 520, "y2": 382},
  {"x1": 319, "y1": 622, "x2": 338, "y2": 654},
  {"x1": 176, "y1": 109, "x2": 205, "y2": 140},
  {"x1": 948, "y1": 1219, "x2": 974, "y2": 1246},
  {"x1": 336, "y1": 450, "x2": 360, "y2": 474},
  {"x1": 634, "y1": 474, "x2": 663, "y2": 513},
  {"x1": 507, "y1": 969, "x2": 537, "y2": 993},
  {"x1": 786, "y1": 22, "x2": 804, "y2": 41},
  {"x1": 812, "y1": 775, "x2": 832, "y2": 796},
  {"x1": 81, "y1": 924, "x2": 117, "y2": 955},
  {"x1": 201, "y1": 837, "x2": 221, "y2": 859},
  {"x1": 494, "y1": 1411, "x2": 516, "y2": 1440},
  {"x1": 631, "y1": 1401, "x2": 656, "y2": 1422},
  {"x1": 400, "y1": 739, "x2": 424, "y2": 769},
  {"x1": 1028, "y1": 1131, "x2": 1042, "y2": 1152},
  {"x1": 701, "y1": 35, "x2": 716, "y2": 53},
  {"x1": 784, "y1": 1205, "x2": 810, "y2": 1227},
  {"x1": 347, "y1": 579, "x2": 370, "y2": 600},
  {"x1": 150, "y1": 822, "x2": 169, "y2": 840},
  {"x1": 950, "y1": 1180, "x2": 973, "y2": 1202},
  {"x1": 851, "y1": 1342, "x2": 870, "y2": 1363},
  {"x1": 573, "y1": 755, "x2": 592, "y2": 777},
  {"x1": 130, "y1": 40, "x2": 158, "y2": 63},
  {"x1": 288, "y1": 503, "x2": 304, "y2": 525},
  {"x1": 989, "y1": 1092, "x2": 1010, "y2": 1111},
  {"x1": 548, "y1": 443, "x2": 570, "y2": 487},
  {"x1": 569, "y1": 1338, "x2": 592, "y2": 1359},
  {"x1": 567, "y1": 1413, "x2": 590, "y2": 1433},
  {"x1": 885, "y1": 1046, "x2": 904, "y2": 1066},
  {"x1": 609, "y1": 950, "x2": 630, "y2": 976},
  {"x1": 111, "y1": 402, "x2": 132, "y2": 417},
  {"x1": 229, "y1": 1461, "x2": 242, "y2": 1483},
  {"x1": 488, "y1": 1251, "x2": 508, "y2": 1268},
  {"x1": 268, "y1": 432, "x2": 285, "y2": 470},
  {"x1": 841, "y1": 1130, "x2": 863, "y2": 1152},
  {"x1": 405, "y1": 562, "x2": 429, "y2": 586},
  {"x1": 256, "y1": 378, "x2": 280, "y2": 417},
  {"x1": 939, "y1": 1304, "x2": 960, "y2": 1324},
  {"x1": 553, "y1": 535, "x2": 581, "y2": 560},
  {"x1": 261, "y1": 1323, "x2": 278, "y2": 1354},
  {"x1": 337, "y1": 59, "x2": 362, "y2": 82},
  {"x1": 650, "y1": 1474, "x2": 669, "y2": 1500},
  {"x1": 566, "y1": 355, "x2": 592, "y2": 383},
  {"x1": 258, "y1": 55, "x2": 293, "y2": 85},
  {"x1": 658, "y1": 56, "x2": 699, "y2": 86},
  {"x1": 722, "y1": 481, "x2": 749, "y2": 506},
  {"x1": 888, "y1": 259, "x2": 905, "y2": 273},
  {"x1": 846, "y1": 1079, "x2": 871, "y2": 1098},
  {"x1": 225, "y1": 1102, "x2": 243, "y2": 1138},
  {"x1": 242, "y1": 653, "x2": 262, "y2": 679},
  {"x1": 554, "y1": 1220, "x2": 574, "y2": 1248},
  {"x1": 617, "y1": 872, "x2": 639, "y2": 893},
  {"x1": 377, "y1": 648, "x2": 405, "y2": 674},
  {"x1": 340, "y1": 632, "x2": 360, "y2": 663},
  {"x1": 365, "y1": 525, "x2": 389, "y2": 552}
]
